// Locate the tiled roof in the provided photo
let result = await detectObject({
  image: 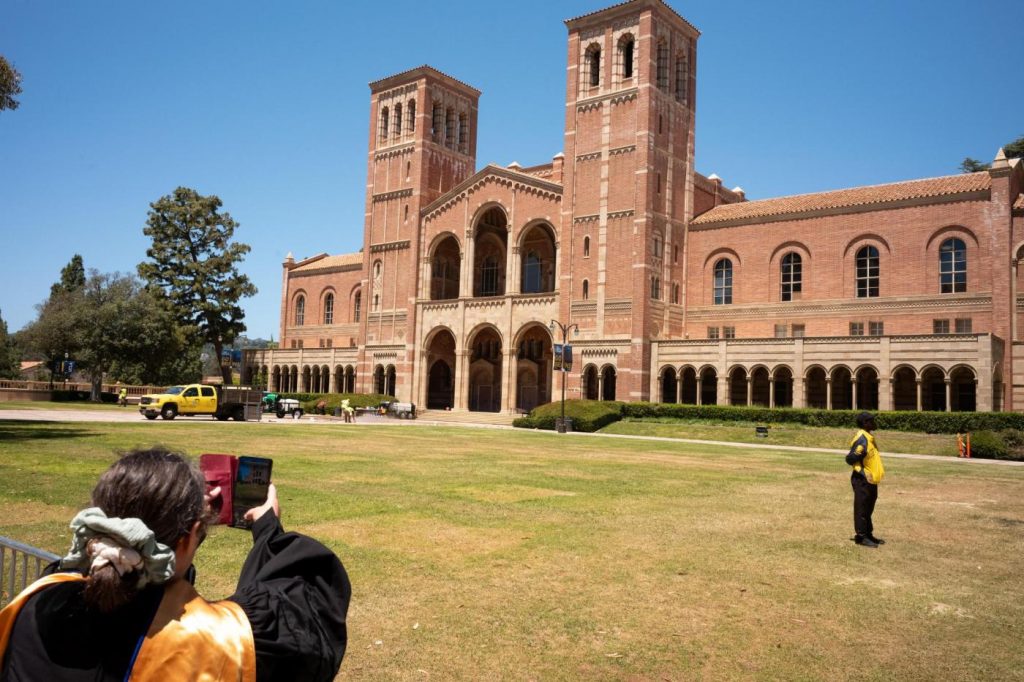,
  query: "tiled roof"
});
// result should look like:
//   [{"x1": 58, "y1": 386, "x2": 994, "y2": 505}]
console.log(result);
[
  {"x1": 368, "y1": 65, "x2": 480, "y2": 96},
  {"x1": 691, "y1": 172, "x2": 991, "y2": 226},
  {"x1": 566, "y1": 0, "x2": 700, "y2": 35},
  {"x1": 292, "y1": 253, "x2": 362, "y2": 272}
]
